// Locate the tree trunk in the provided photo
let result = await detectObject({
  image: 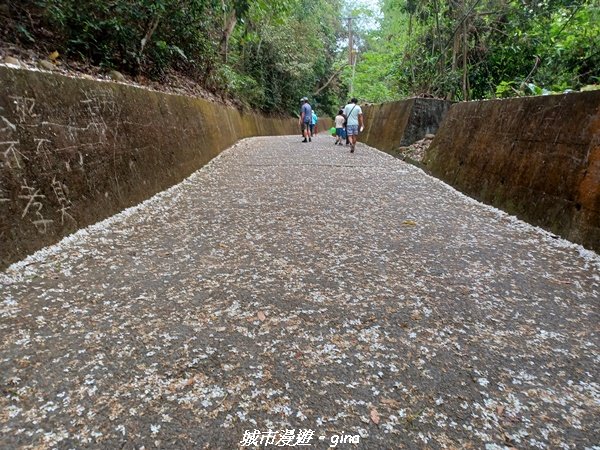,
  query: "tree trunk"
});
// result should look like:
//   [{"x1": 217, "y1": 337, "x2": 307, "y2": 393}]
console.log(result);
[
  {"x1": 433, "y1": 0, "x2": 444, "y2": 76},
  {"x1": 462, "y1": 14, "x2": 469, "y2": 100},
  {"x1": 314, "y1": 65, "x2": 347, "y2": 95},
  {"x1": 220, "y1": 10, "x2": 237, "y2": 63},
  {"x1": 408, "y1": 13, "x2": 415, "y2": 86},
  {"x1": 449, "y1": 26, "x2": 460, "y2": 100},
  {"x1": 137, "y1": 15, "x2": 160, "y2": 72}
]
